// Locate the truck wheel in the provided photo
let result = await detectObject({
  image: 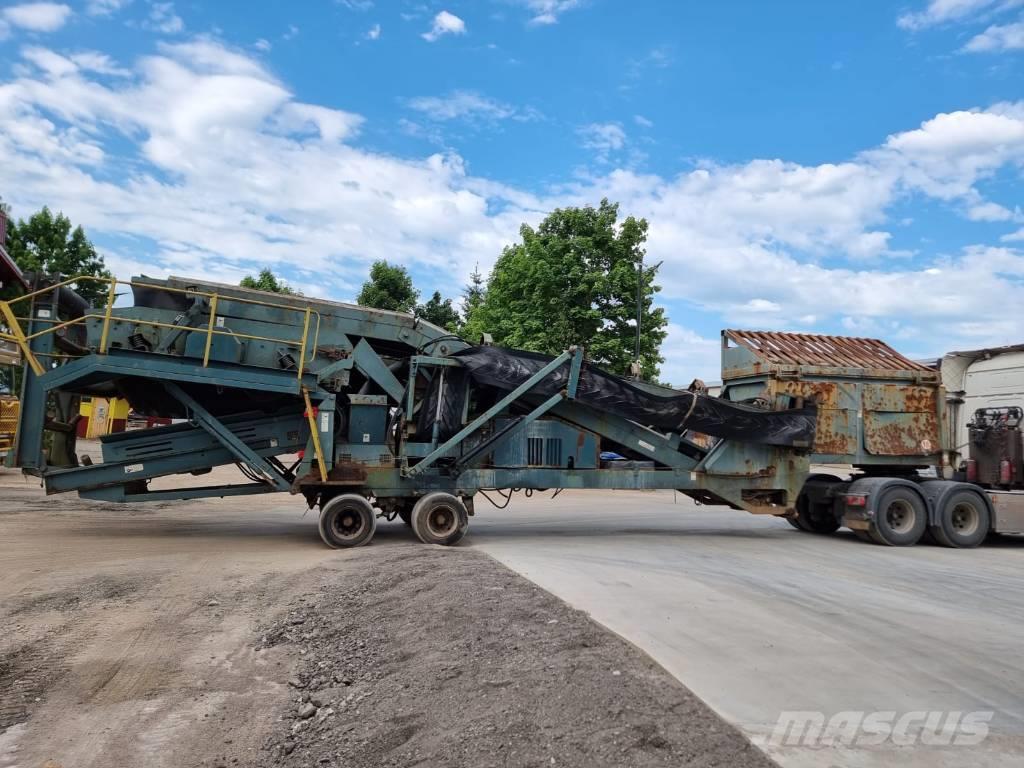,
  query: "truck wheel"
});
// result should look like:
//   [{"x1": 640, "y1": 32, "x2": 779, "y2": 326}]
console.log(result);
[
  {"x1": 931, "y1": 491, "x2": 989, "y2": 548},
  {"x1": 411, "y1": 492, "x2": 468, "y2": 546},
  {"x1": 792, "y1": 474, "x2": 841, "y2": 534},
  {"x1": 318, "y1": 494, "x2": 377, "y2": 549},
  {"x1": 867, "y1": 487, "x2": 926, "y2": 546}
]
